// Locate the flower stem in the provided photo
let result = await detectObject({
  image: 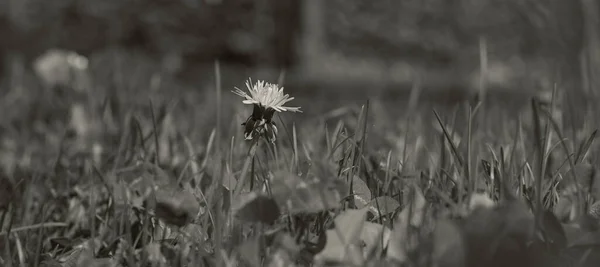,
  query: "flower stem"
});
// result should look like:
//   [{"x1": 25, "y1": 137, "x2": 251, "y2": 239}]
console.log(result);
[{"x1": 233, "y1": 139, "x2": 259, "y2": 196}]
